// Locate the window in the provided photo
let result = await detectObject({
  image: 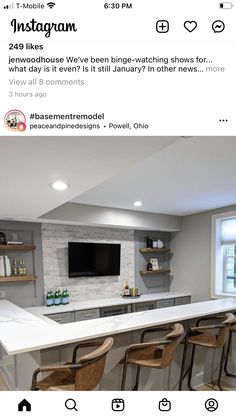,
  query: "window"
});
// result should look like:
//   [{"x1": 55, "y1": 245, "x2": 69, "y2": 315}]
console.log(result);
[
  {"x1": 211, "y1": 212, "x2": 236, "y2": 297},
  {"x1": 223, "y1": 244, "x2": 236, "y2": 294}
]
